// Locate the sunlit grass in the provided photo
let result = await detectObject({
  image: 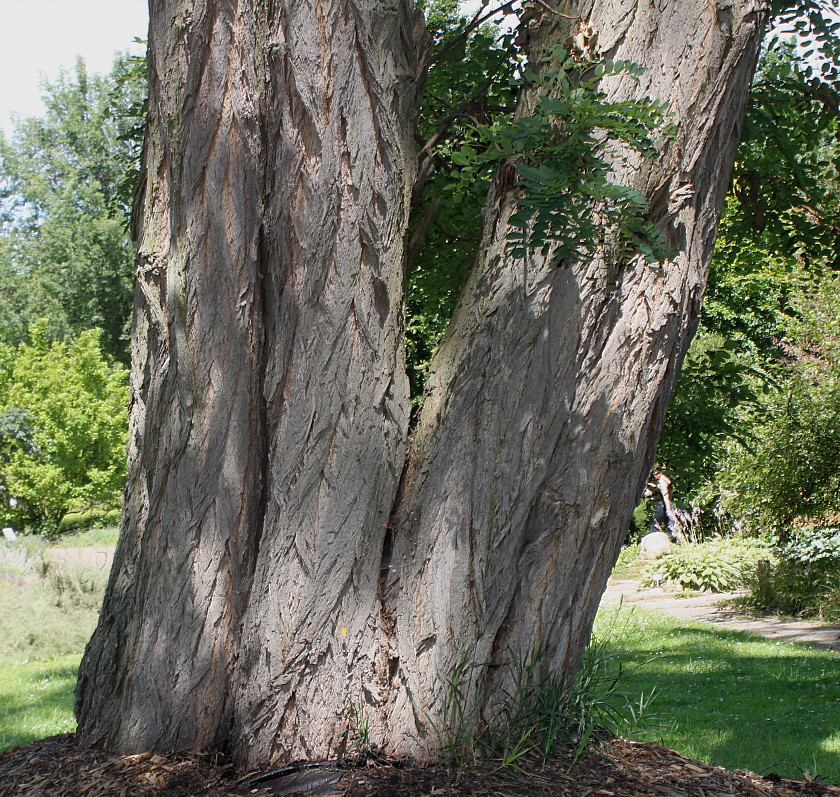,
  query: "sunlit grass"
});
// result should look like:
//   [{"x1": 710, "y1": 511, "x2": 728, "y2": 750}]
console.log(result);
[
  {"x1": 2, "y1": 536, "x2": 838, "y2": 783},
  {"x1": 0, "y1": 535, "x2": 107, "y2": 752},
  {"x1": 595, "y1": 606, "x2": 840, "y2": 784},
  {"x1": 0, "y1": 654, "x2": 79, "y2": 751},
  {"x1": 51, "y1": 525, "x2": 120, "y2": 548}
]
